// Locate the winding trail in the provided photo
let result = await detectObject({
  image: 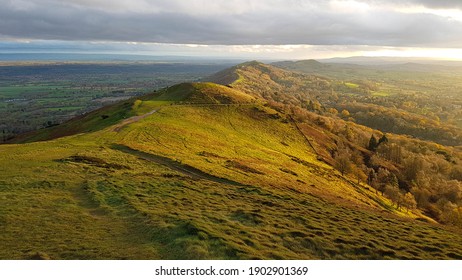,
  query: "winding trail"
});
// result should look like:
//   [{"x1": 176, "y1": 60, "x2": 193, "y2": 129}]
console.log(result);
[
  {"x1": 112, "y1": 108, "x2": 159, "y2": 132},
  {"x1": 112, "y1": 144, "x2": 247, "y2": 186}
]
